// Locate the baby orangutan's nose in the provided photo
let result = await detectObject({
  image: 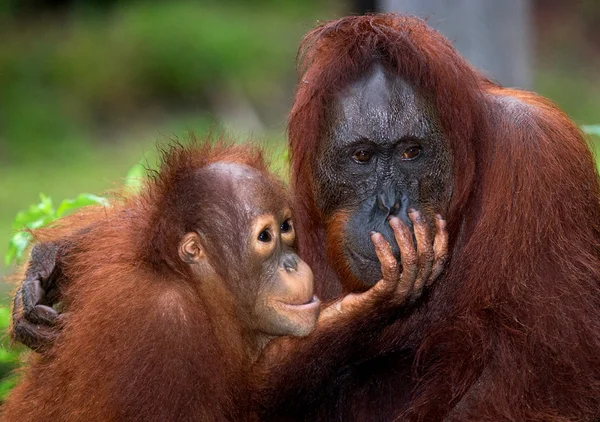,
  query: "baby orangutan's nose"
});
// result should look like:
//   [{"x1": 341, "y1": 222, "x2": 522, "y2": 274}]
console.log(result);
[{"x1": 281, "y1": 254, "x2": 299, "y2": 273}]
